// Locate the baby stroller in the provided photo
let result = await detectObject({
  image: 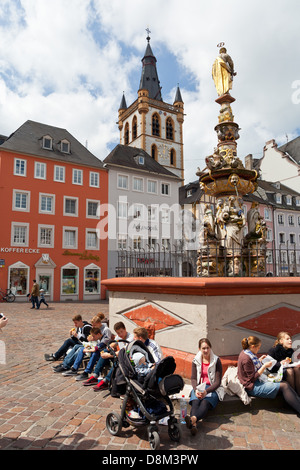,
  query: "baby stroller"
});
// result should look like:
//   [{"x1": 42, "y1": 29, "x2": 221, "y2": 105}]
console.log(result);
[{"x1": 106, "y1": 339, "x2": 185, "y2": 450}]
